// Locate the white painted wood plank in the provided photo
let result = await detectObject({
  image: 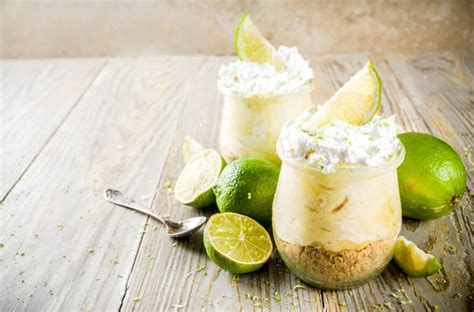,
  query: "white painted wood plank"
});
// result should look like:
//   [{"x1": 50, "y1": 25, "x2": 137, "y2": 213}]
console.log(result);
[
  {"x1": 0, "y1": 59, "x2": 106, "y2": 200},
  {"x1": 0, "y1": 56, "x2": 206, "y2": 311},
  {"x1": 1, "y1": 52, "x2": 471, "y2": 312}
]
